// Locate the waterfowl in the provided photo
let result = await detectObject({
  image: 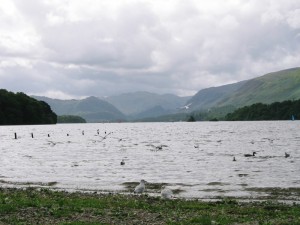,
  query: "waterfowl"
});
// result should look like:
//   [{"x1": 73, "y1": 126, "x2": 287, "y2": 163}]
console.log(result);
[
  {"x1": 244, "y1": 152, "x2": 257, "y2": 157},
  {"x1": 180, "y1": 103, "x2": 192, "y2": 110},
  {"x1": 156, "y1": 145, "x2": 163, "y2": 150},
  {"x1": 120, "y1": 159, "x2": 125, "y2": 165},
  {"x1": 233, "y1": 157, "x2": 236, "y2": 161},
  {"x1": 161, "y1": 186, "x2": 173, "y2": 199},
  {"x1": 285, "y1": 152, "x2": 290, "y2": 158},
  {"x1": 134, "y1": 179, "x2": 147, "y2": 194}
]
